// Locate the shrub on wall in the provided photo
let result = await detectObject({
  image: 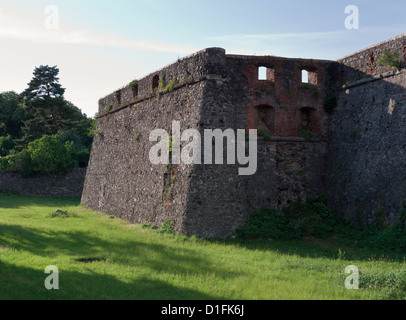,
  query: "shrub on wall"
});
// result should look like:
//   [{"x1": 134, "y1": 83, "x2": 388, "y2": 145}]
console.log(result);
[
  {"x1": 378, "y1": 50, "x2": 404, "y2": 70},
  {"x1": 323, "y1": 90, "x2": 338, "y2": 113},
  {"x1": 15, "y1": 135, "x2": 74, "y2": 176}
]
